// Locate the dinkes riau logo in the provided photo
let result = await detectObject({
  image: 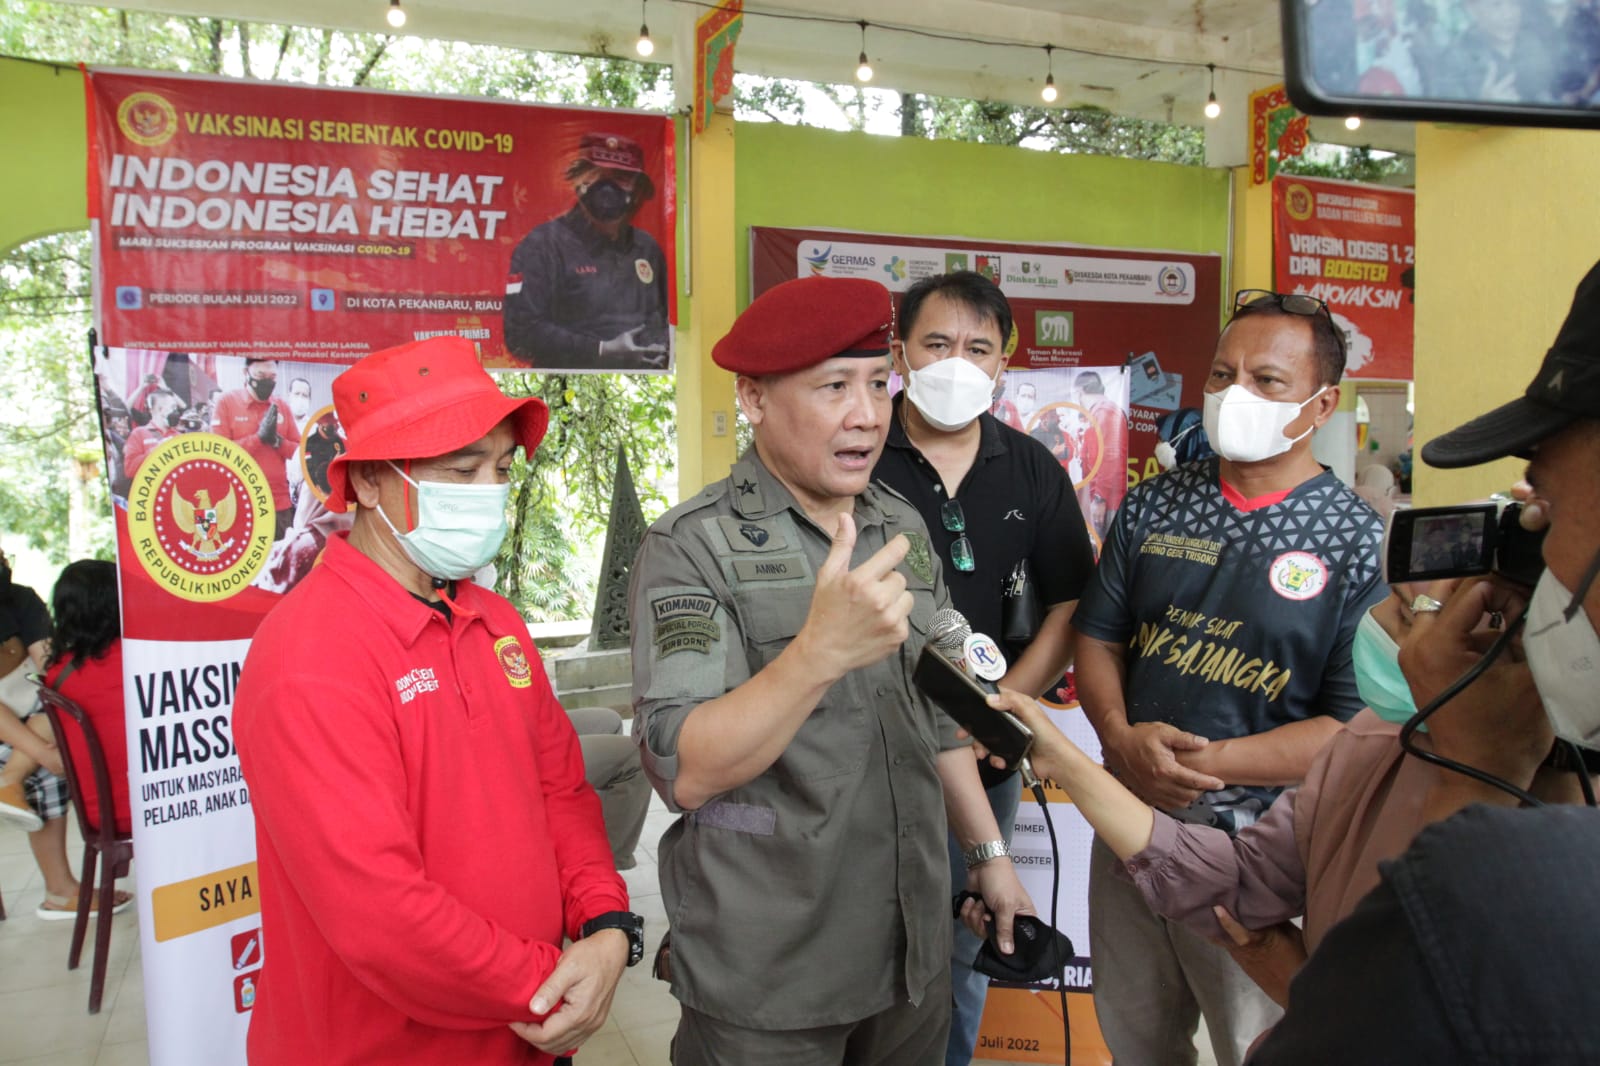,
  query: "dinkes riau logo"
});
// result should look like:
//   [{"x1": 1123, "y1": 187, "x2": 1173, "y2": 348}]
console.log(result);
[
  {"x1": 127, "y1": 434, "x2": 275, "y2": 603},
  {"x1": 117, "y1": 91, "x2": 179, "y2": 148}
]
